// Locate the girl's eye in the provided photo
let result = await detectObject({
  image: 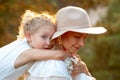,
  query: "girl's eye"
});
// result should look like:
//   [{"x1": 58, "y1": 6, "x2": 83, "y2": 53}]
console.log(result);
[{"x1": 41, "y1": 35, "x2": 48, "y2": 39}]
